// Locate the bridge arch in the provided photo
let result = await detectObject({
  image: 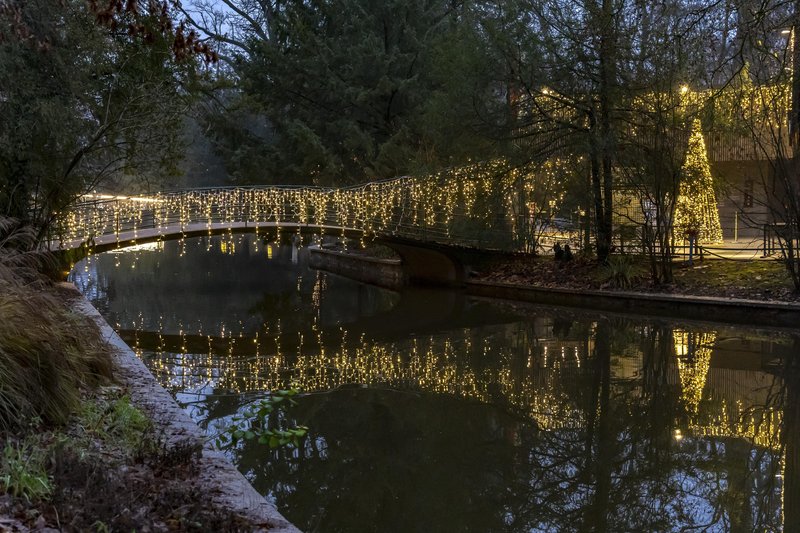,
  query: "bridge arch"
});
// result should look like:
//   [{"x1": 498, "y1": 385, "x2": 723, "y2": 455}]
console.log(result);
[{"x1": 375, "y1": 236, "x2": 469, "y2": 286}]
